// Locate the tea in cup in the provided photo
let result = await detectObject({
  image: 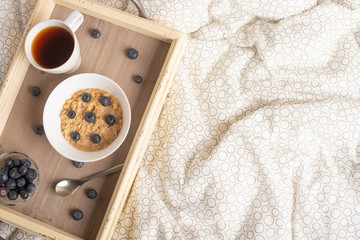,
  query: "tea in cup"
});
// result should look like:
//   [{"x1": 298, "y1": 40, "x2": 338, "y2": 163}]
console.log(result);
[{"x1": 25, "y1": 10, "x2": 84, "y2": 74}]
